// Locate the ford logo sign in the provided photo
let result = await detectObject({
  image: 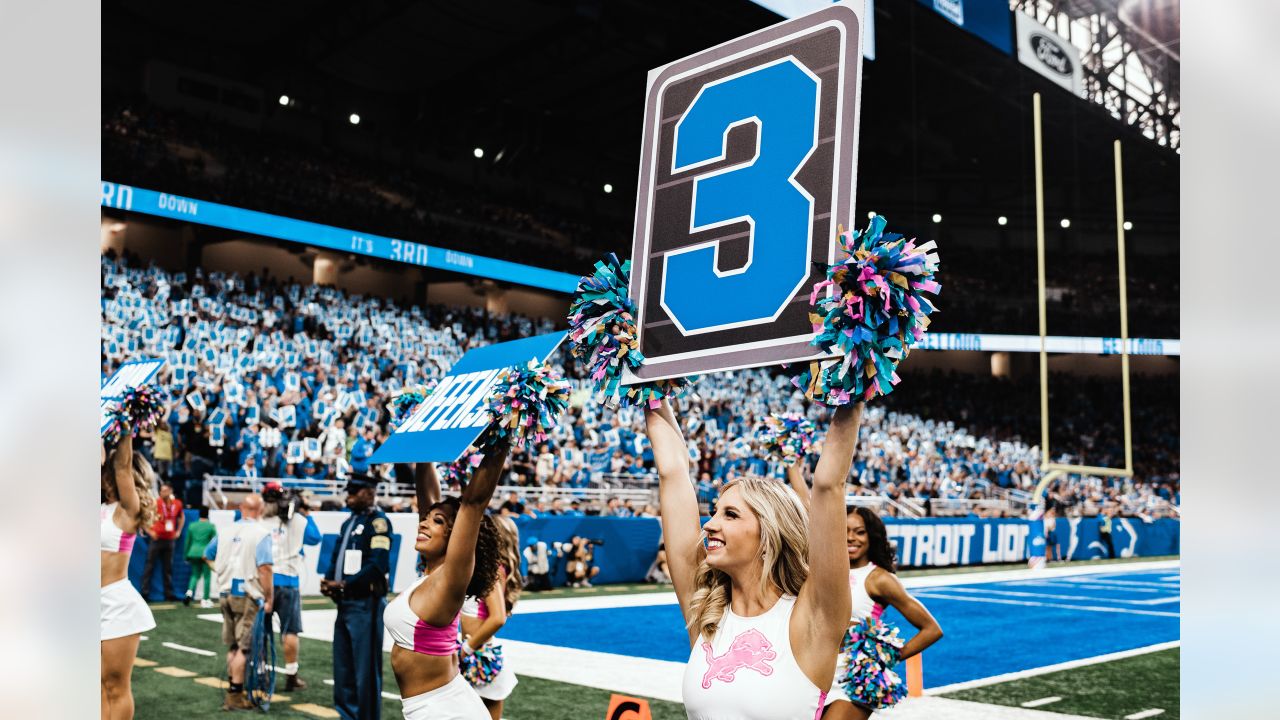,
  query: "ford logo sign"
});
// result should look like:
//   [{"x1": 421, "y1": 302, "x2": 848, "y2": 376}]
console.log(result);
[{"x1": 1030, "y1": 33, "x2": 1073, "y2": 76}]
